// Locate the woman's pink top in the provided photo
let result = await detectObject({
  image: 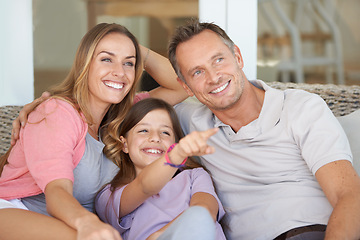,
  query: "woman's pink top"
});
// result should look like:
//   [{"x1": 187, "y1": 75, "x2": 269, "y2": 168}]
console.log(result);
[
  {"x1": 0, "y1": 99, "x2": 88, "y2": 200},
  {"x1": 0, "y1": 92, "x2": 151, "y2": 200}
]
